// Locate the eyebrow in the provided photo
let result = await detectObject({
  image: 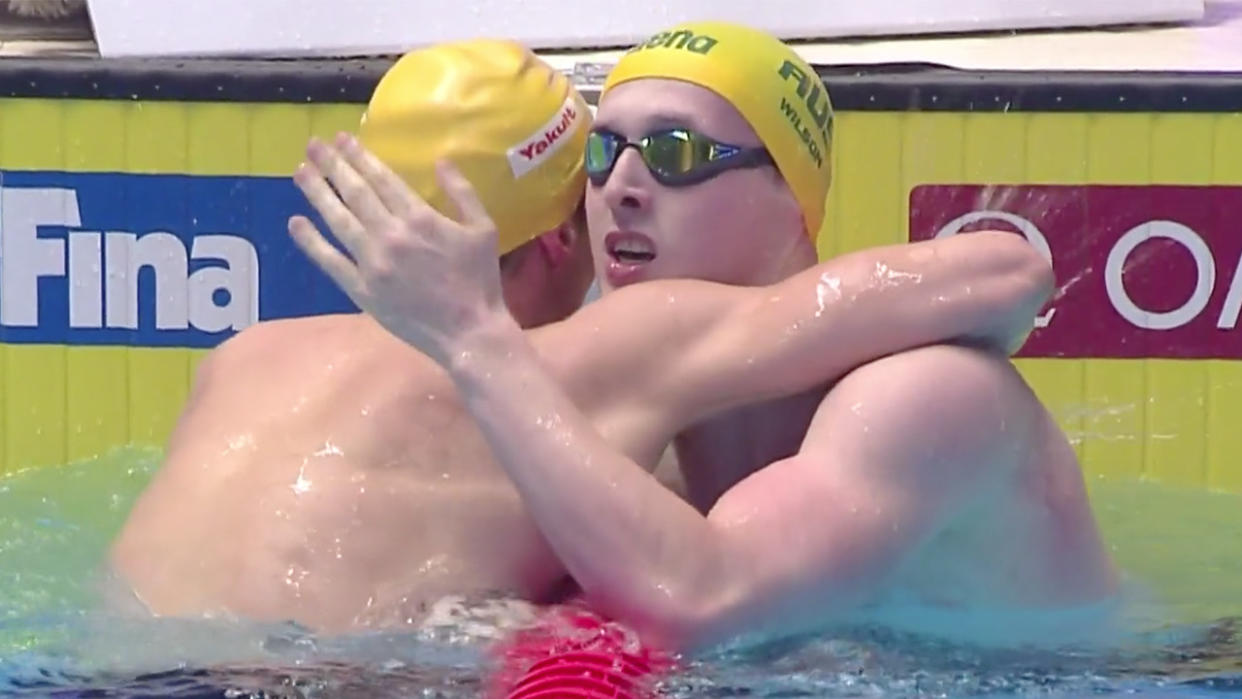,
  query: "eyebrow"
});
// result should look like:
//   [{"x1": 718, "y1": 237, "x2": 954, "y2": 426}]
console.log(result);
[
  {"x1": 642, "y1": 109, "x2": 707, "y2": 132},
  {"x1": 593, "y1": 108, "x2": 709, "y2": 137}
]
